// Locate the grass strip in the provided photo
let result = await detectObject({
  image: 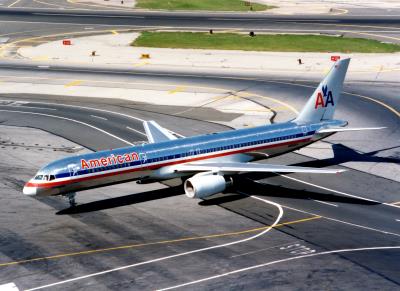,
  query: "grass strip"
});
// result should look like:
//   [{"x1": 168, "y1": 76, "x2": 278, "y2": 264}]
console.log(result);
[
  {"x1": 135, "y1": 0, "x2": 274, "y2": 11},
  {"x1": 132, "y1": 32, "x2": 400, "y2": 53}
]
